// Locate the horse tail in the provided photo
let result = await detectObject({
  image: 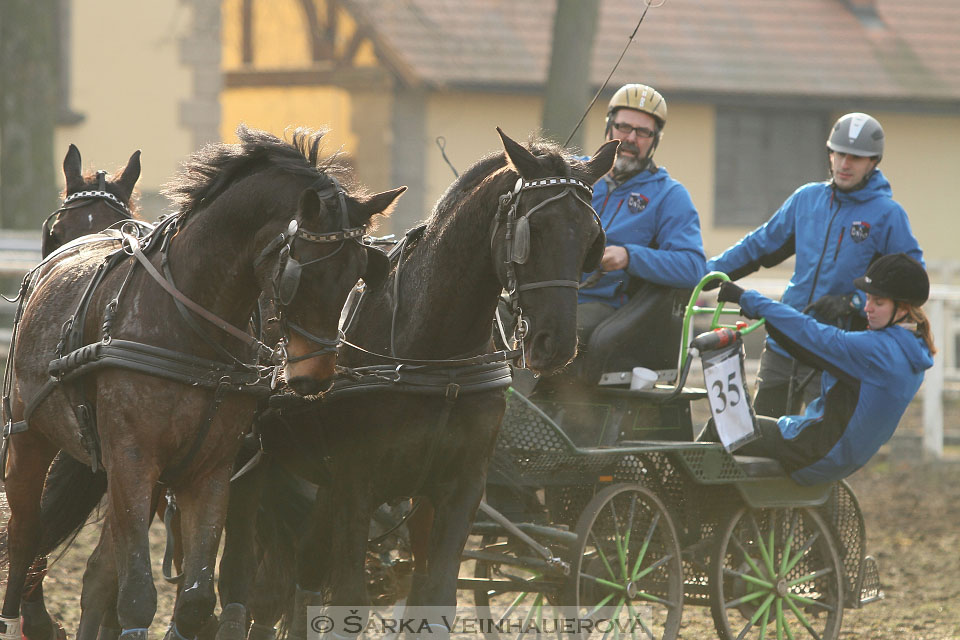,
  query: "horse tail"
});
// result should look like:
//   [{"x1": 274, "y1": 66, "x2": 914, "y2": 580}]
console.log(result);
[
  {"x1": 0, "y1": 453, "x2": 107, "y2": 569},
  {"x1": 253, "y1": 462, "x2": 316, "y2": 638}
]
